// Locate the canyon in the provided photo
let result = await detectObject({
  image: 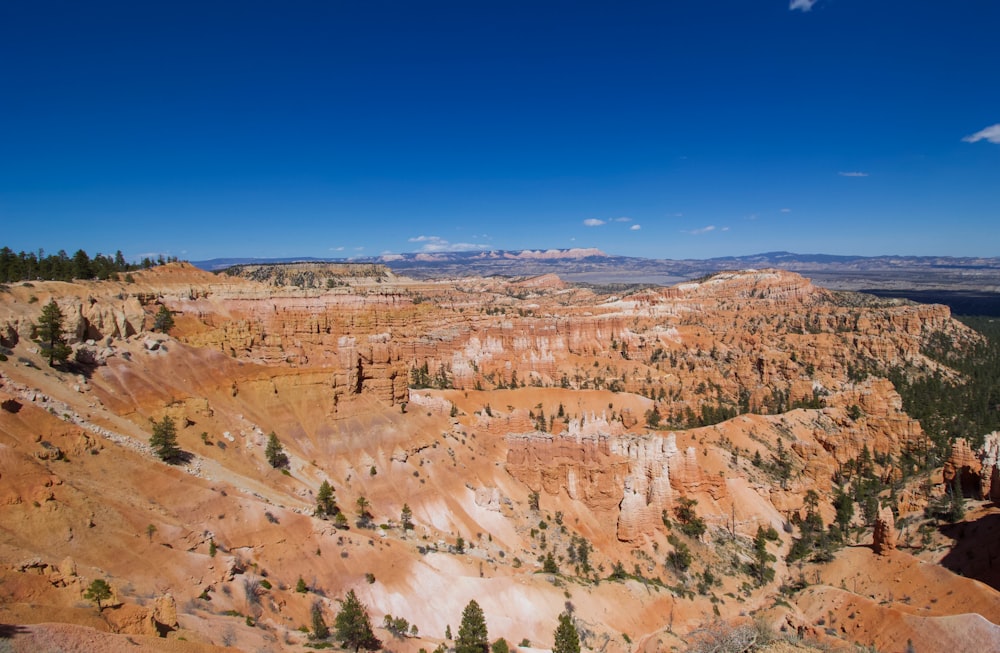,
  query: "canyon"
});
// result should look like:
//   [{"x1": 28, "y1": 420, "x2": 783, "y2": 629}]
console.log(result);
[{"x1": 1, "y1": 262, "x2": 998, "y2": 652}]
